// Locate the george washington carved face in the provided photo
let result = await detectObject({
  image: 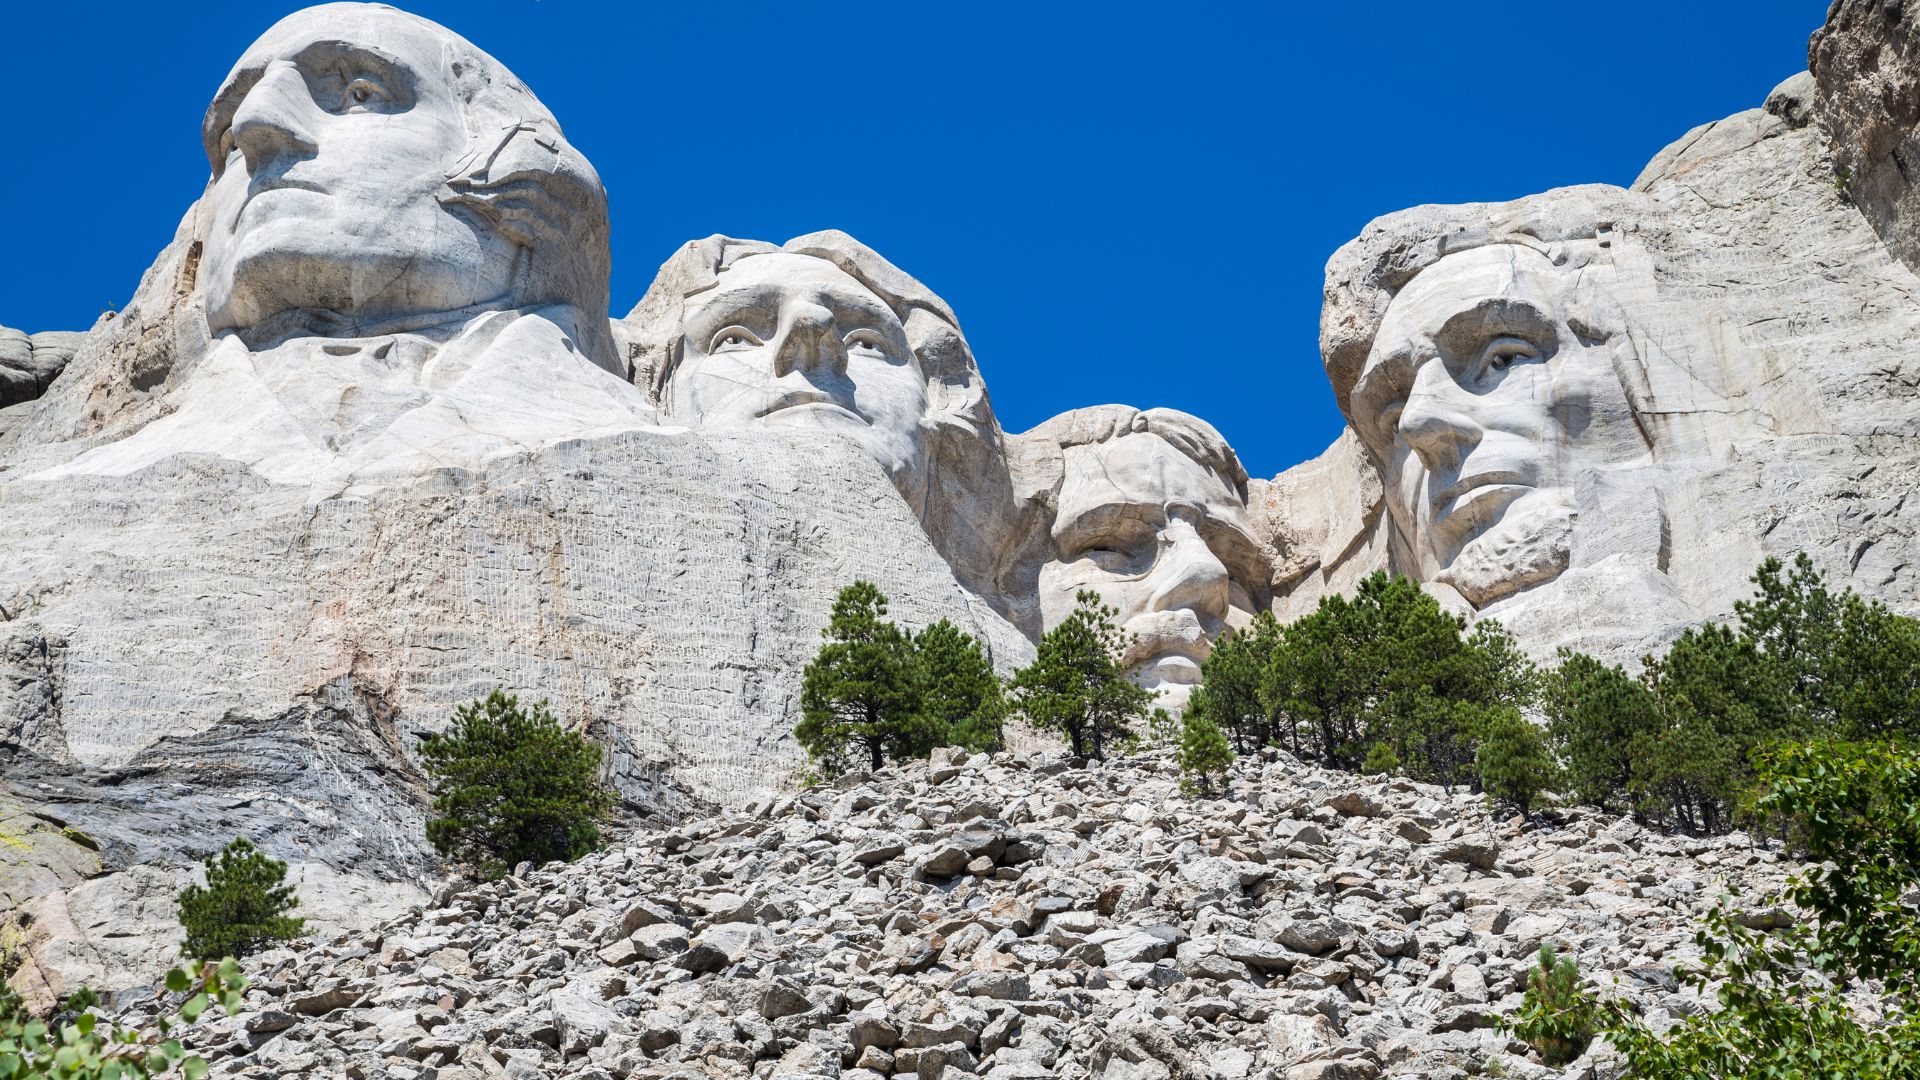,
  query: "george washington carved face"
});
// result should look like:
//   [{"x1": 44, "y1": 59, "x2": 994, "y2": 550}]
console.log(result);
[{"x1": 198, "y1": 3, "x2": 615, "y2": 367}]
